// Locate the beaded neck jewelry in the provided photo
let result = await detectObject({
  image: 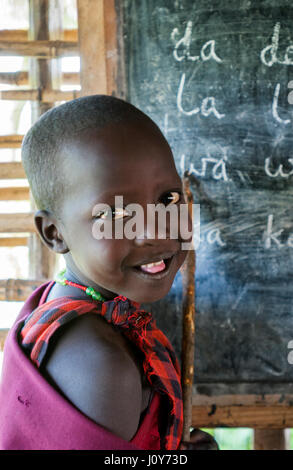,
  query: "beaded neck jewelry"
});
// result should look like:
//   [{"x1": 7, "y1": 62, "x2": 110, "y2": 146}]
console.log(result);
[{"x1": 54, "y1": 268, "x2": 107, "y2": 302}]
